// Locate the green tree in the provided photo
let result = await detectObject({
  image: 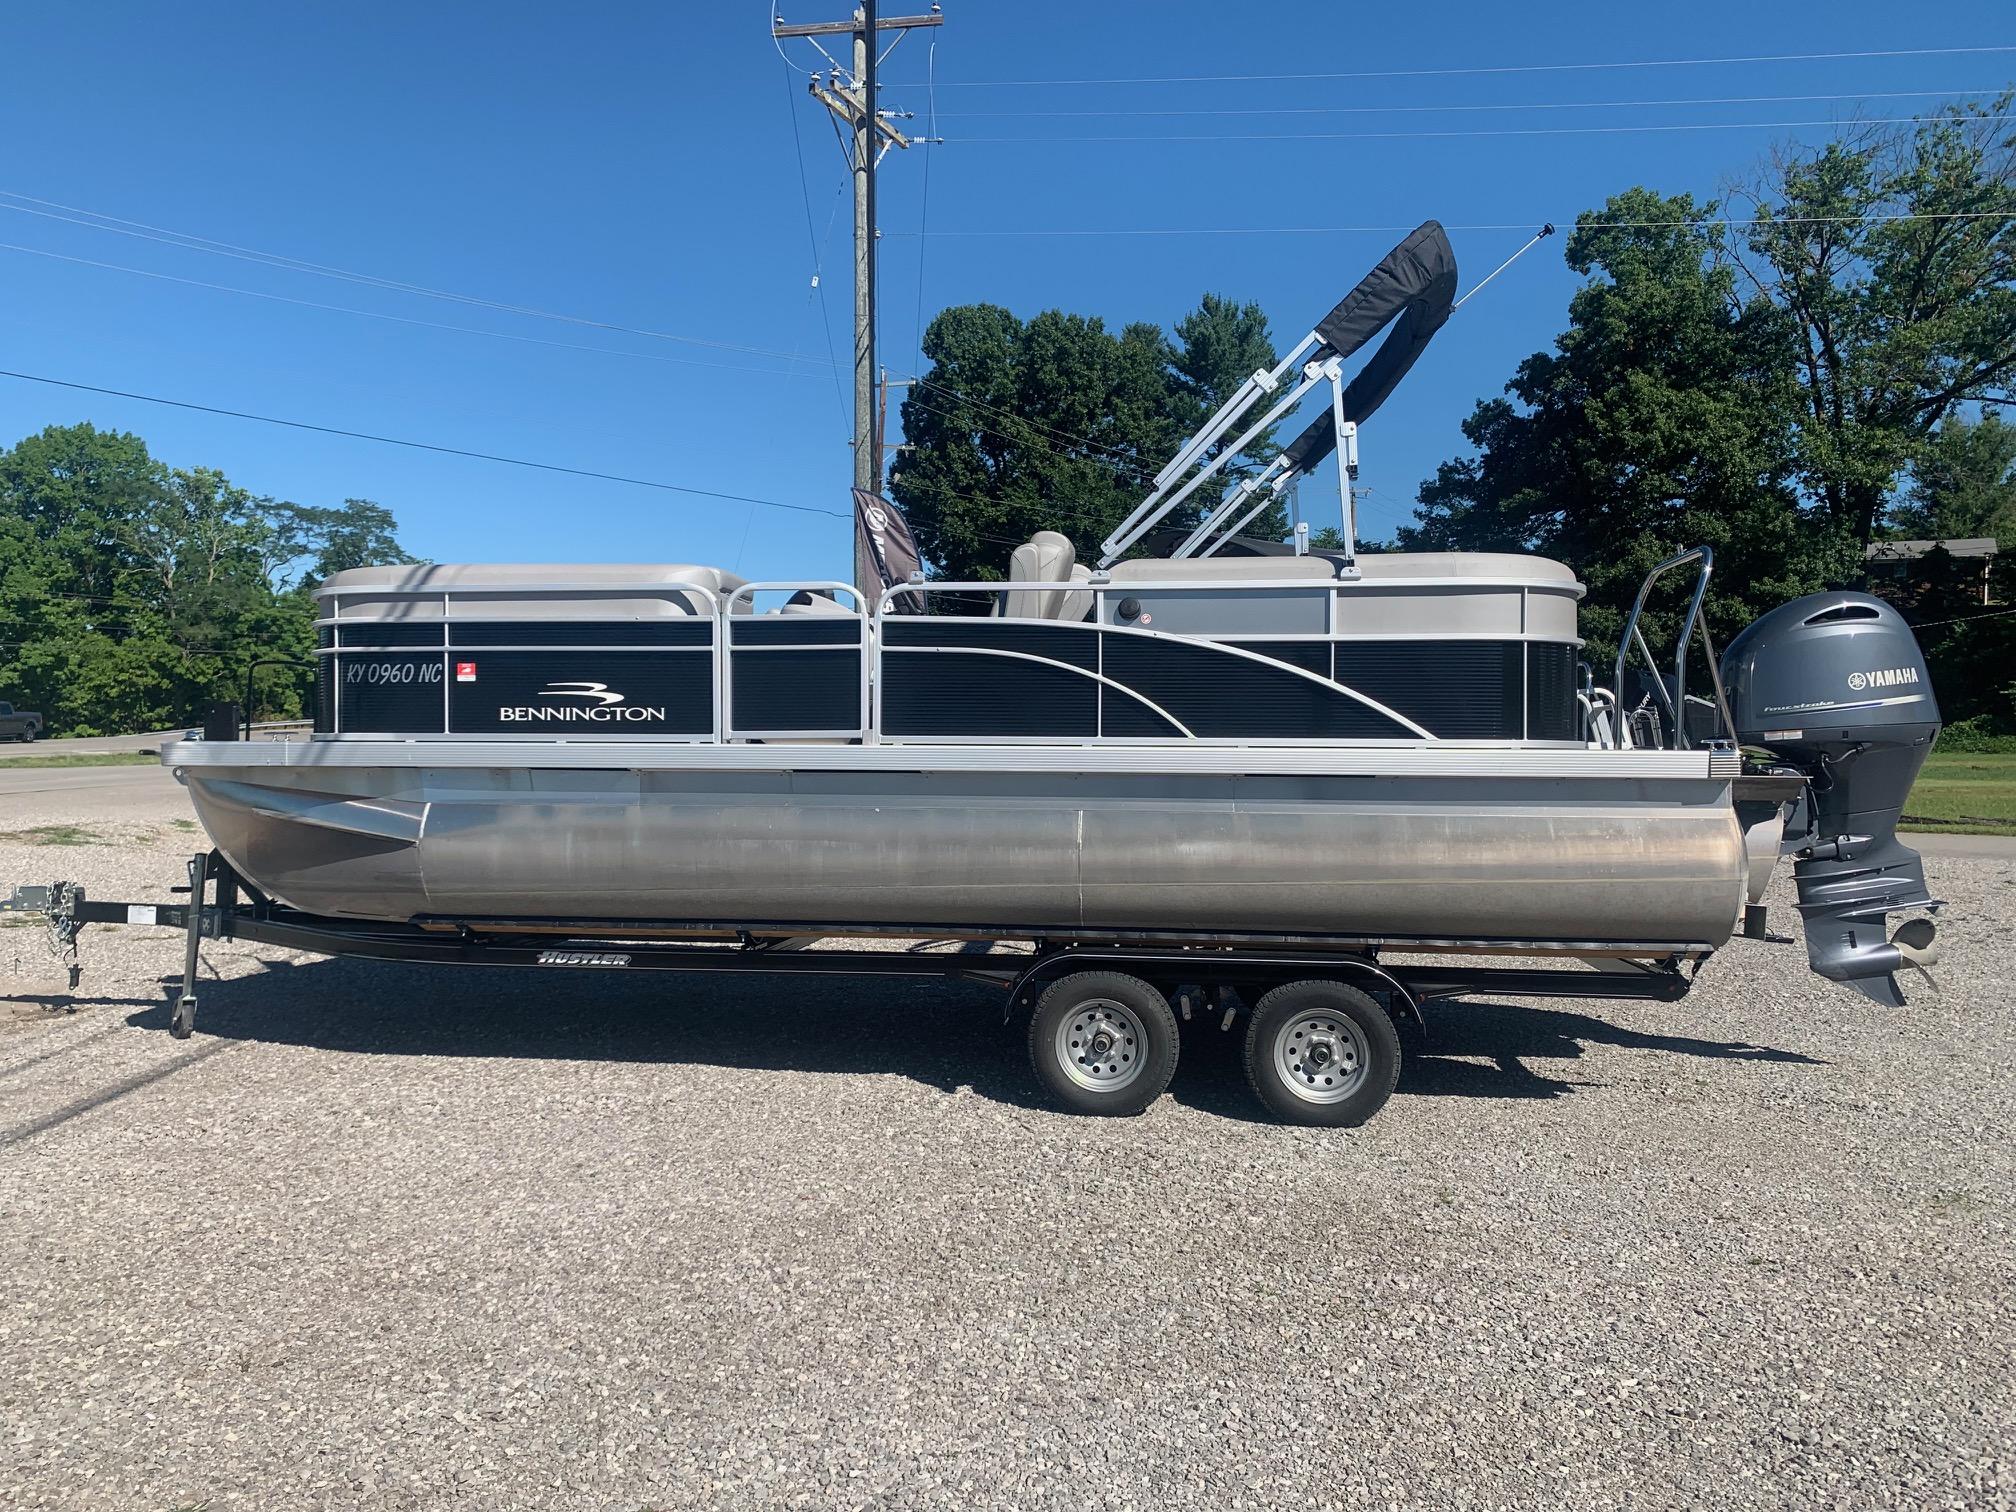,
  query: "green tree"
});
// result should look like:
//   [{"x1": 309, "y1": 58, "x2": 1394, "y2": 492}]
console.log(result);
[
  {"x1": 264, "y1": 498, "x2": 418, "y2": 588},
  {"x1": 1733, "y1": 100, "x2": 2016, "y2": 547},
  {"x1": 892, "y1": 294, "x2": 1282, "y2": 583},
  {"x1": 1872, "y1": 412, "x2": 2016, "y2": 729},
  {"x1": 0, "y1": 423, "x2": 414, "y2": 734},
  {"x1": 1889, "y1": 410, "x2": 2016, "y2": 542},
  {"x1": 1400, "y1": 189, "x2": 1846, "y2": 661}
]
